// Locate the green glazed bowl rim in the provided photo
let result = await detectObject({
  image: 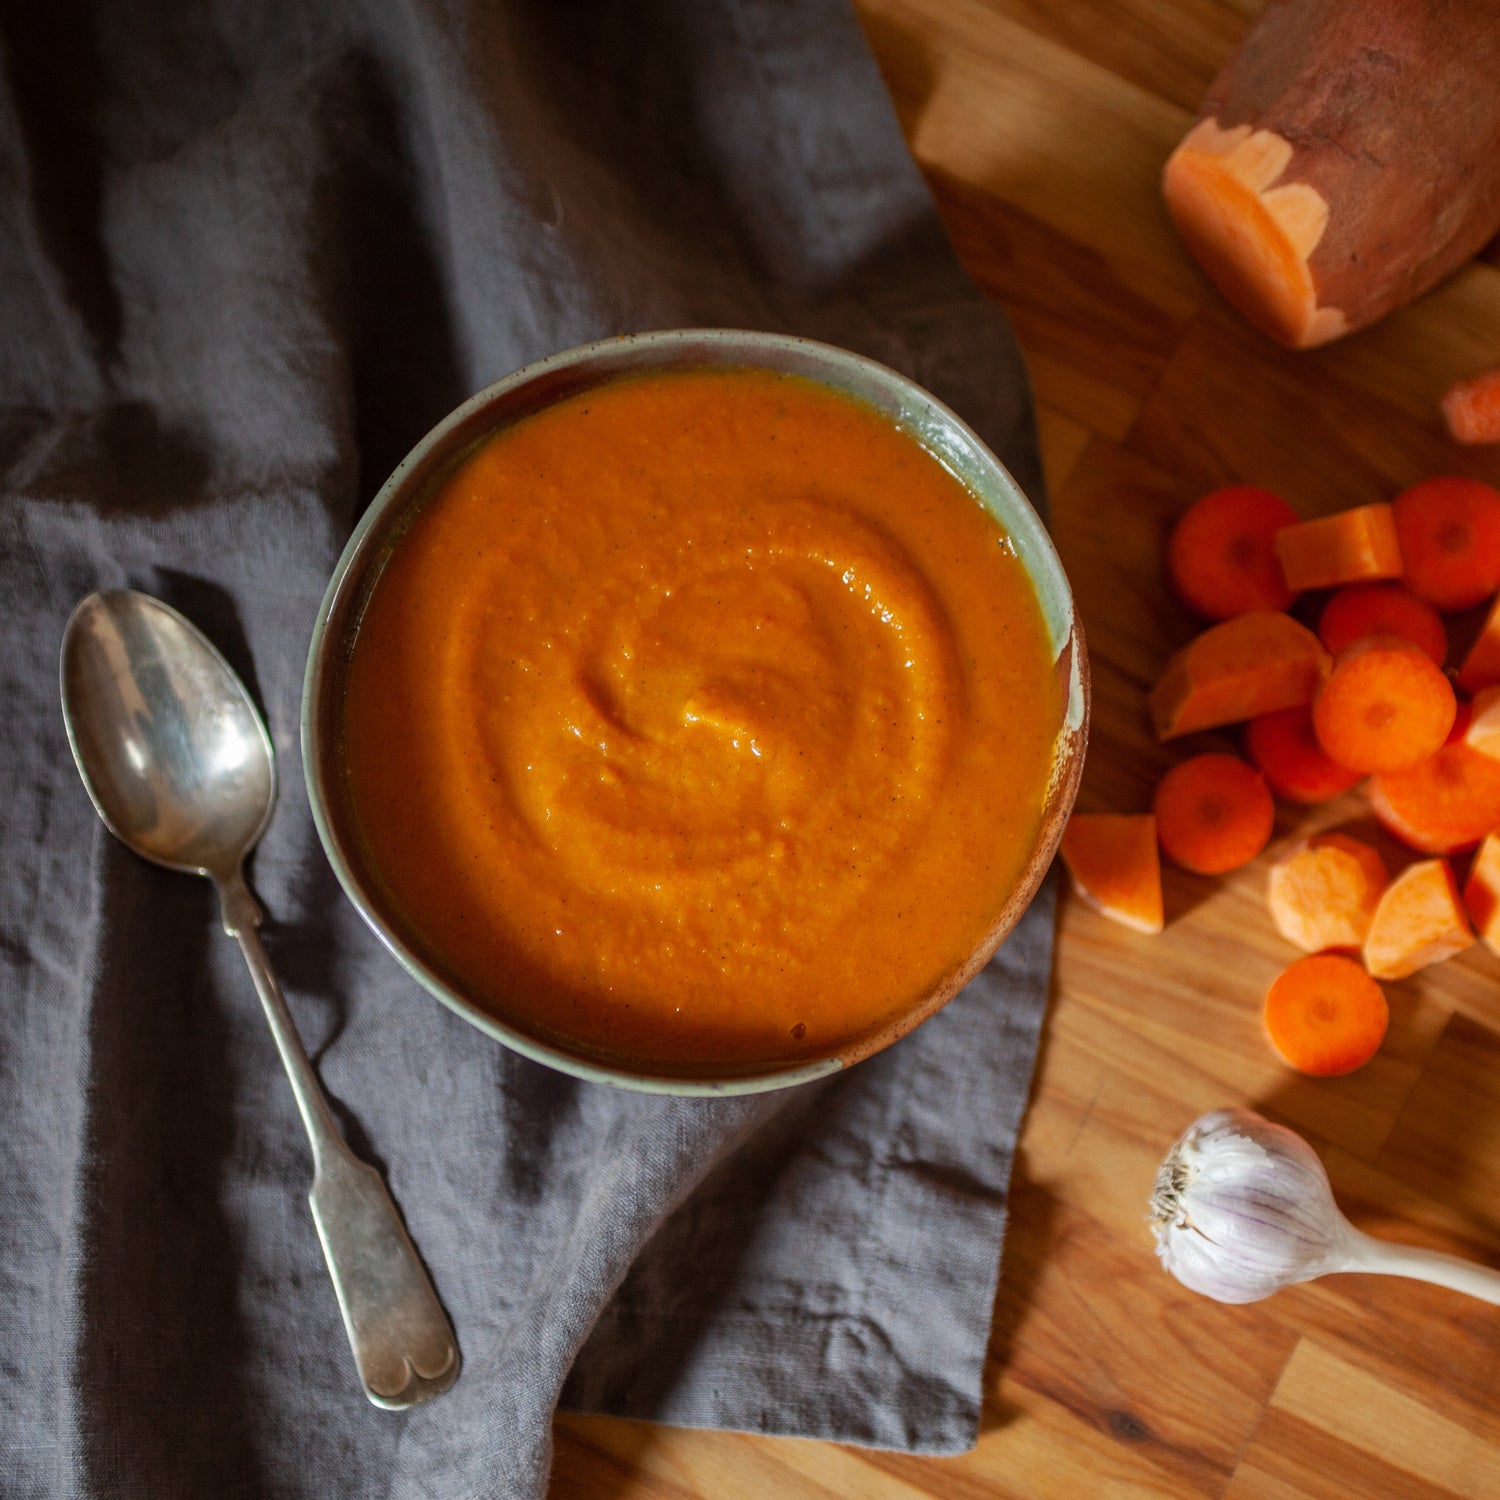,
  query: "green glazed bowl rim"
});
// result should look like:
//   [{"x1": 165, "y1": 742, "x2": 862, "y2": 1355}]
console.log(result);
[{"x1": 302, "y1": 328, "x2": 1089, "y2": 1095}]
